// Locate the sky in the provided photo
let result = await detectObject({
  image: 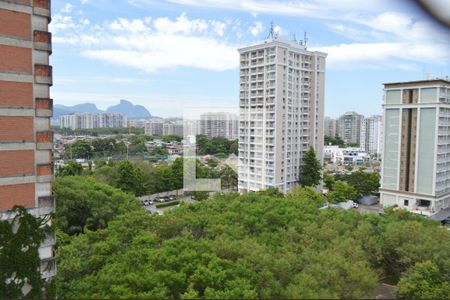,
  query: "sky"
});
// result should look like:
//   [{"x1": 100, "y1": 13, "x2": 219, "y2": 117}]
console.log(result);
[{"x1": 50, "y1": 0, "x2": 450, "y2": 118}]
